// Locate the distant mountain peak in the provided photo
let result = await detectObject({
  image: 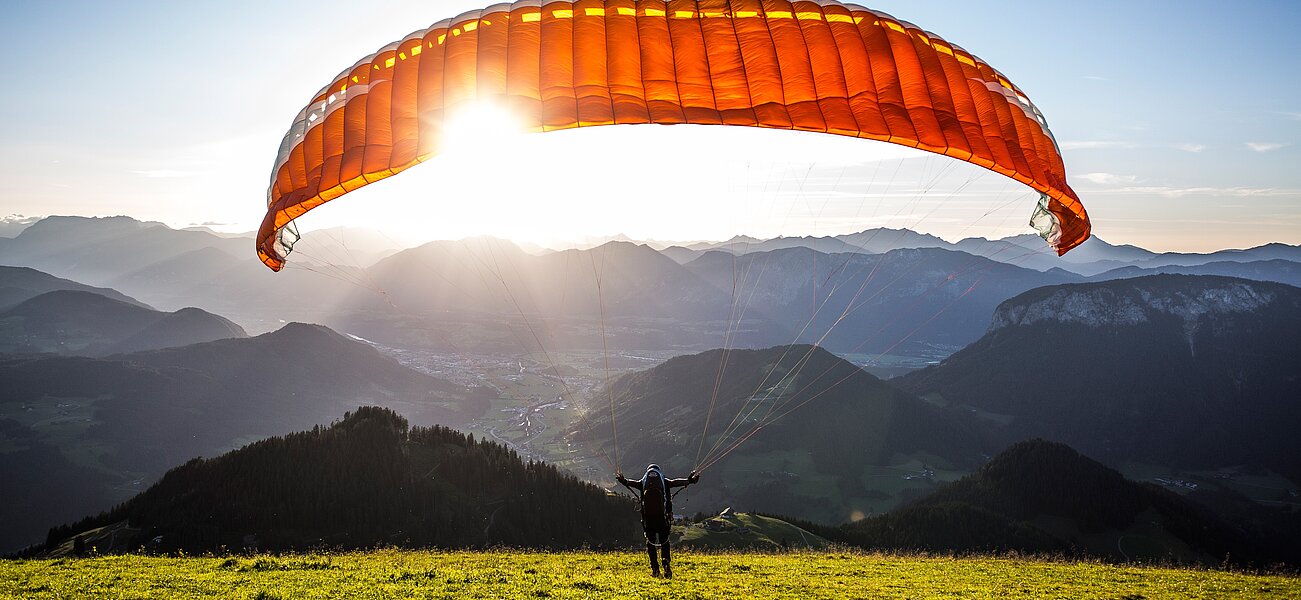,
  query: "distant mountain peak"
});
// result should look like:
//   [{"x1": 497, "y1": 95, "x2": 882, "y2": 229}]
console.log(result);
[
  {"x1": 991, "y1": 275, "x2": 1287, "y2": 331},
  {"x1": 4, "y1": 288, "x2": 146, "y2": 316},
  {"x1": 264, "y1": 322, "x2": 340, "y2": 340},
  {"x1": 18, "y1": 214, "x2": 157, "y2": 236}
]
